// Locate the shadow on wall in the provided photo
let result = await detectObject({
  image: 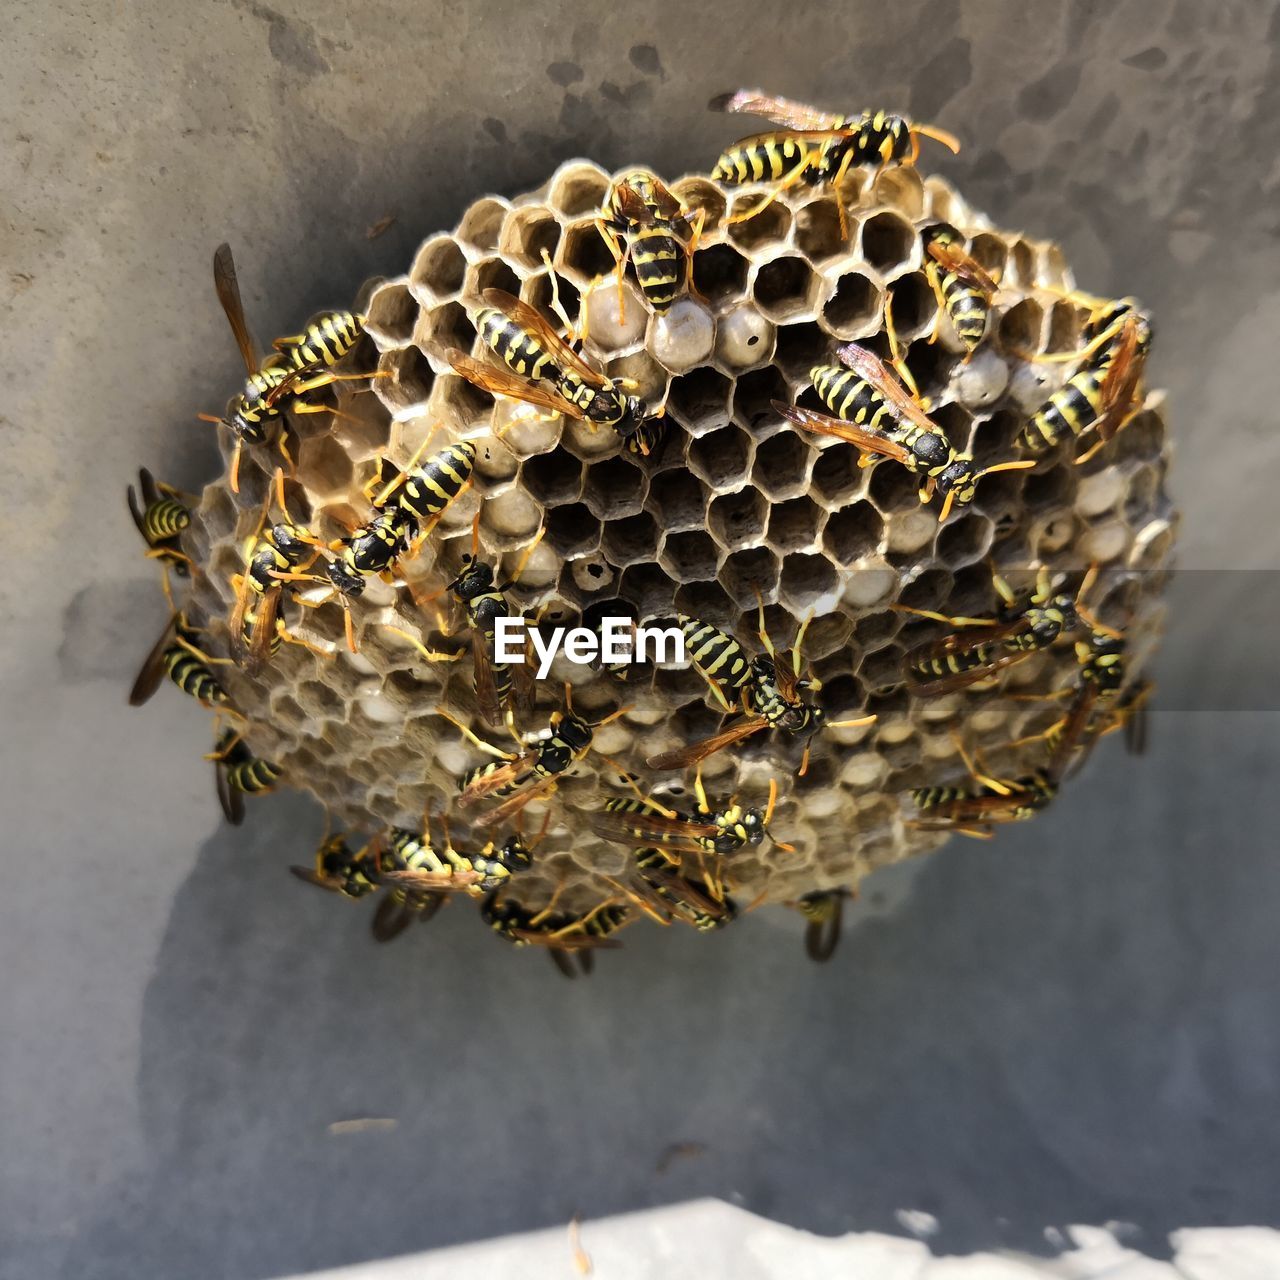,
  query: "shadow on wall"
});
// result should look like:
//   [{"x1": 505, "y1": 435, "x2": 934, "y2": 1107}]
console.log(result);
[{"x1": 62, "y1": 714, "x2": 1280, "y2": 1279}]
